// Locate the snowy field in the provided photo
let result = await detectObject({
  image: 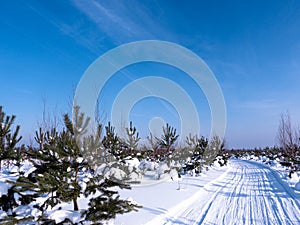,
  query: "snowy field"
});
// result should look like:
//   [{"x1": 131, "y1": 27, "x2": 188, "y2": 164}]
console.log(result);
[
  {"x1": 1, "y1": 159, "x2": 300, "y2": 224},
  {"x1": 115, "y1": 160, "x2": 300, "y2": 225},
  {"x1": 114, "y1": 162, "x2": 228, "y2": 225}
]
